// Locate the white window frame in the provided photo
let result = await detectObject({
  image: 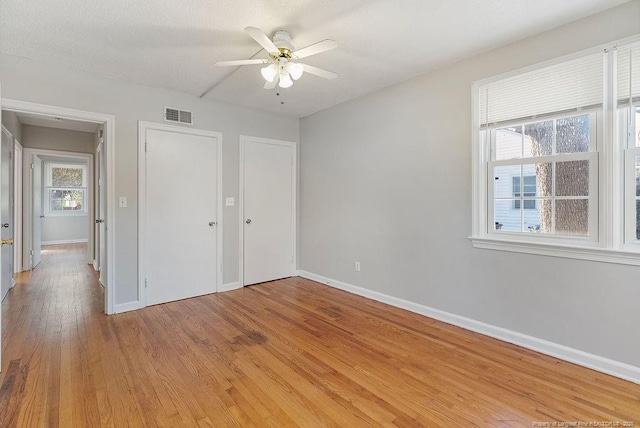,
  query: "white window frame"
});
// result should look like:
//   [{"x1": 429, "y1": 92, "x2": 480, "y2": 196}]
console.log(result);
[
  {"x1": 44, "y1": 162, "x2": 88, "y2": 216},
  {"x1": 471, "y1": 36, "x2": 640, "y2": 266},
  {"x1": 624, "y1": 105, "x2": 640, "y2": 247}
]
